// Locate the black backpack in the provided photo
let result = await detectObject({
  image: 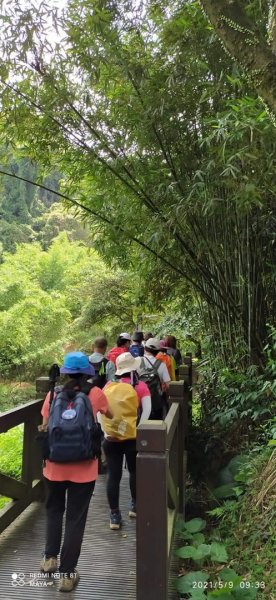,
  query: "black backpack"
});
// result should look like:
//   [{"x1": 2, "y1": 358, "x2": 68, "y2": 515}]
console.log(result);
[
  {"x1": 89, "y1": 357, "x2": 108, "y2": 389},
  {"x1": 138, "y1": 357, "x2": 163, "y2": 418},
  {"x1": 42, "y1": 387, "x2": 102, "y2": 463}
]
